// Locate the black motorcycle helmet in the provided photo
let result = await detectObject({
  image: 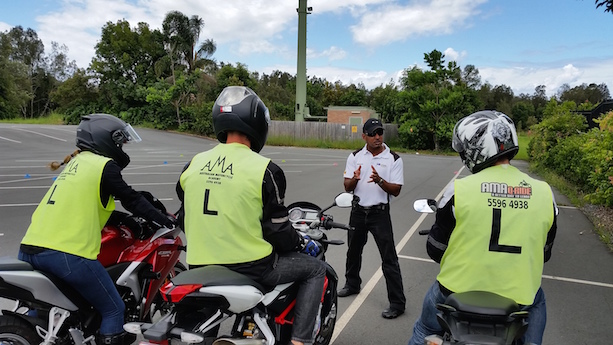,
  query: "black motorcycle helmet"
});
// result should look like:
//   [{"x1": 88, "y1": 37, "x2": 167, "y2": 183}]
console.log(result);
[
  {"x1": 76, "y1": 114, "x2": 142, "y2": 169},
  {"x1": 212, "y1": 86, "x2": 270, "y2": 153}
]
